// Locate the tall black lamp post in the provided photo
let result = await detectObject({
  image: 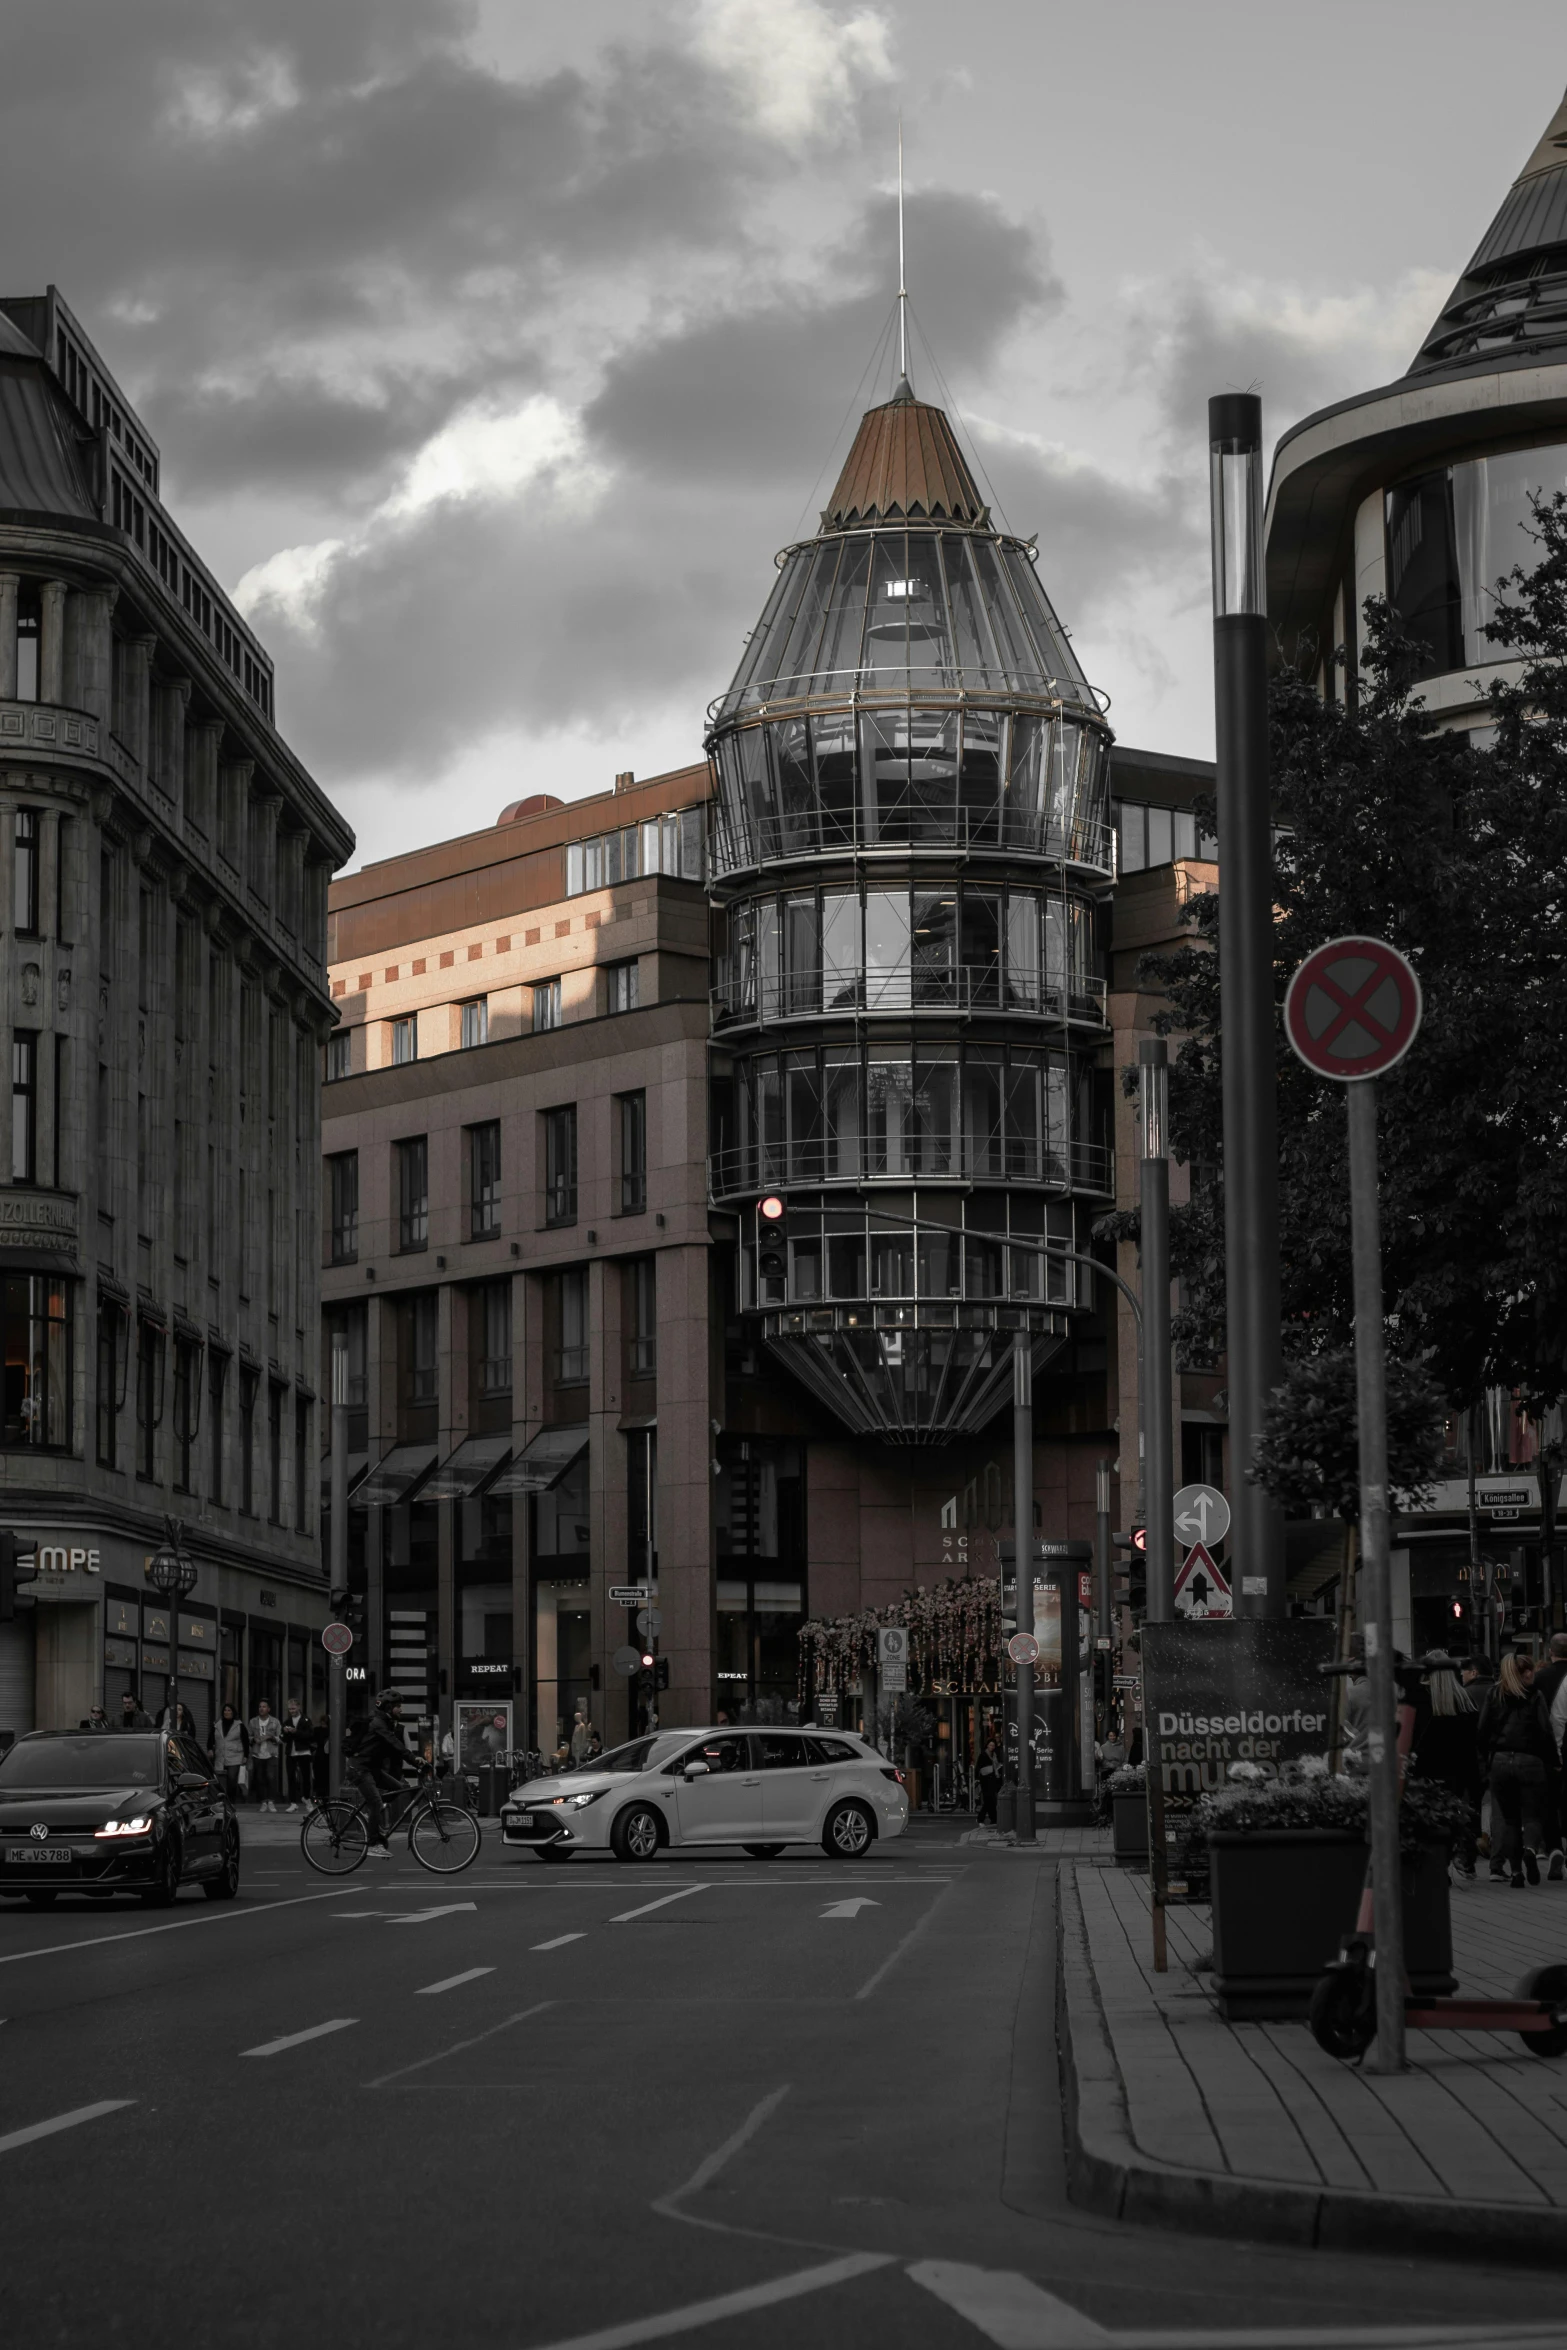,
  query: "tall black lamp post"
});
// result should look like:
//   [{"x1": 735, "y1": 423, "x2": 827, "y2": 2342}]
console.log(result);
[
  {"x1": 148, "y1": 1519, "x2": 198, "y2": 1735},
  {"x1": 1209, "y1": 393, "x2": 1286, "y2": 1616}
]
